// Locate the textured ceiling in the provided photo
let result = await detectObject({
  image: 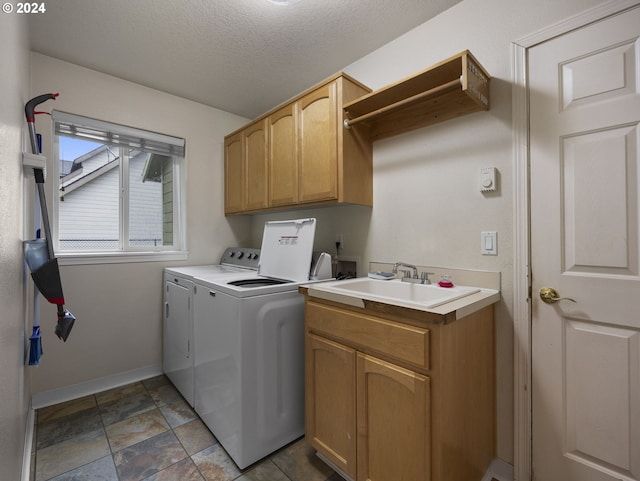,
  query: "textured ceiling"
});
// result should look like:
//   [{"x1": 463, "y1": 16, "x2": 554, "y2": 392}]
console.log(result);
[{"x1": 29, "y1": 0, "x2": 462, "y2": 119}]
